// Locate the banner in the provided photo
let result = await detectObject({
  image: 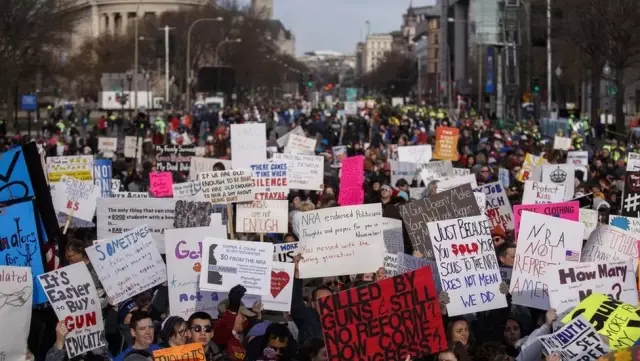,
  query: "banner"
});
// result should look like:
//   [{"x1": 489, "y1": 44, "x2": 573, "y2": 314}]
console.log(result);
[
  {"x1": 153, "y1": 343, "x2": 205, "y2": 361},
  {"x1": 273, "y1": 242, "x2": 298, "y2": 263},
  {"x1": 200, "y1": 169, "x2": 254, "y2": 204},
  {"x1": 512, "y1": 201, "x2": 579, "y2": 237},
  {"x1": 621, "y1": 172, "x2": 640, "y2": 217},
  {"x1": 476, "y1": 181, "x2": 514, "y2": 231},
  {"x1": 250, "y1": 162, "x2": 289, "y2": 200},
  {"x1": 261, "y1": 262, "x2": 294, "y2": 312},
  {"x1": 236, "y1": 200, "x2": 288, "y2": 233},
  {"x1": 542, "y1": 164, "x2": 575, "y2": 201},
  {"x1": 231, "y1": 123, "x2": 267, "y2": 169},
  {"x1": 318, "y1": 268, "x2": 447, "y2": 360},
  {"x1": 538, "y1": 315, "x2": 609, "y2": 361},
  {"x1": 397, "y1": 145, "x2": 432, "y2": 164},
  {"x1": 188, "y1": 157, "x2": 232, "y2": 180},
  {"x1": 433, "y1": 127, "x2": 459, "y2": 160},
  {"x1": 510, "y1": 211, "x2": 584, "y2": 310},
  {"x1": 47, "y1": 155, "x2": 94, "y2": 183},
  {"x1": 39, "y1": 263, "x2": 106, "y2": 358},
  {"x1": 86, "y1": 225, "x2": 167, "y2": 304},
  {"x1": 155, "y1": 145, "x2": 199, "y2": 173},
  {"x1": 338, "y1": 156, "x2": 364, "y2": 205},
  {"x1": 199, "y1": 238, "x2": 273, "y2": 295},
  {"x1": 55, "y1": 175, "x2": 100, "y2": 222},
  {"x1": 581, "y1": 225, "x2": 638, "y2": 262},
  {"x1": 521, "y1": 181, "x2": 566, "y2": 204},
  {"x1": 298, "y1": 204, "x2": 385, "y2": 278},
  {"x1": 272, "y1": 153, "x2": 324, "y2": 191},
  {"x1": 93, "y1": 159, "x2": 112, "y2": 198},
  {"x1": 285, "y1": 133, "x2": 316, "y2": 155},
  {"x1": 427, "y1": 215, "x2": 507, "y2": 315},
  {"x1": 399, "y1": 184, "x2": 481, "y2": 259},
  {"x1": 0, "y1": 266, "x2": 32, "y2": 361}
]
